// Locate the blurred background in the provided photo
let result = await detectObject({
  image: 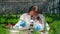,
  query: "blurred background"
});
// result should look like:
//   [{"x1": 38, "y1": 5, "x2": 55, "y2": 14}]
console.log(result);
[{"x1": 0, "y1": 0, "x2": 60, "y2": 34}]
